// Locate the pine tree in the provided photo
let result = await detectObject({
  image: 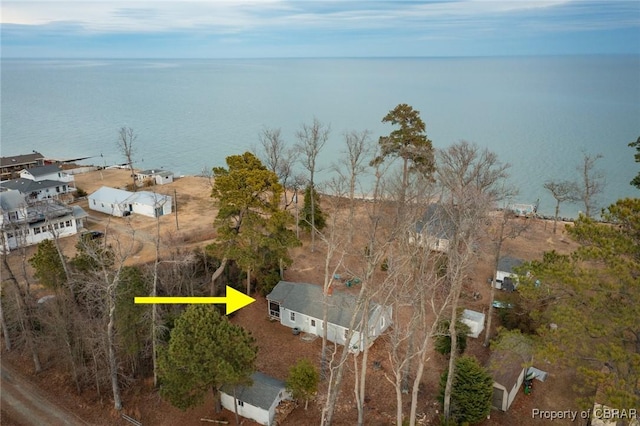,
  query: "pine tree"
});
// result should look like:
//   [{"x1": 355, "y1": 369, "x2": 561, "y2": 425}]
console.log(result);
[
  {"x1": 438, "y1": 356, "x2": 493, "y2": 424},
  {"x1": 299, "y1": 185, "x2": 325, "y2": 233},
  {"x1": 158, "y1": 305, "x2": 257, "y2": 412},
  {"x1": 29, "y1": 239, "x2": 67, "y2": 290},
  {"x1": 286, "y1": 358, "x2": 319, "y2": 410}
]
